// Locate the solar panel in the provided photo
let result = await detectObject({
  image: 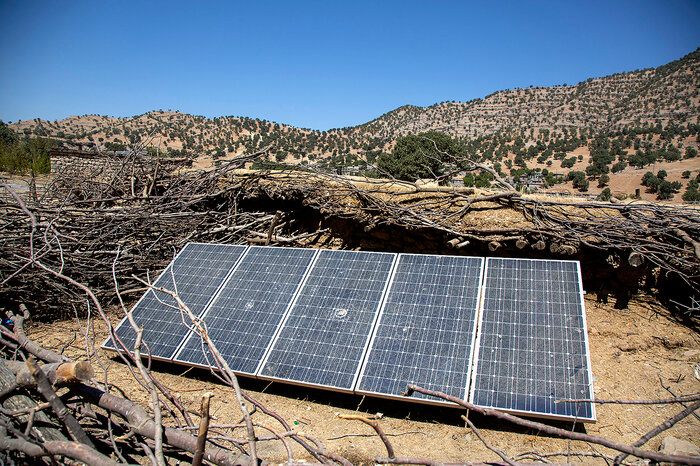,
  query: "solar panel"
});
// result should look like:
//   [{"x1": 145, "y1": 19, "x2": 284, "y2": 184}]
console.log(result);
[
  {"x1": 174, "y1": 246, "x2": 318, "y2": 374},
  {"x1": 356, "y1": 254, "x2": 484, "y2": 404},
  {"x1": 257, "y1": 249, "x2": 397, "y2": 391},
  {"x1": 470, "y1": 258, "x2": 595, "y2": 421},
  {"x1": 102, "y1": 241, "x2": 596, "y2": 422},
  {"x1": 103, "y1": 243, "x2": 247, "y2": 359}
]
